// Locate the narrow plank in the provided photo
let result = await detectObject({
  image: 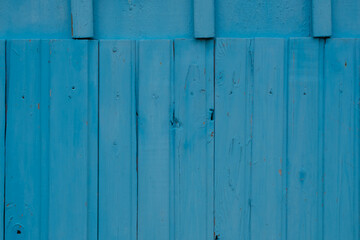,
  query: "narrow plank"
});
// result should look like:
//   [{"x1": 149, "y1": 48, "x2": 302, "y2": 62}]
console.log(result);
[
  {"x1": 87, "y1": 40, "x2": 98, "y2": 240},
  {"x1": 174, "y1": 39, "x2": 214, "y2": 240},
  {"x1": 5, "y1": 40, "x2": 43, "y2": 239},
  {"x1": 99, "y1": 40, "x2": 136, "y2": 240},
  {"x1": 287, "y1": 38, "x2": 322, "y2": 240},
  {"x1": 40, "y1": 40, "x2": 51, "y2": 240},
  {"x1": 48, "y1": 40, "x2": 96, "y2": 239},
  {"x1": 214, "y1": 38, "x2": 250, "y2": 240},
  {"x1": 312, "y1": 0, "x2": 332, "y2": 37},
  {"x1": 251, "y1": 38, "x2": 286, "y2": 239},
  {"x1": 137, "y1": 40, "x2": 173, "y2": 240},
  {"x1": 71, "y1": 0, "x2": 94, "y2": 38},
  {"x1": 355, "y1": 39, "x2": 360, "y2": 240},
  {"x1": 194, "y1": 0, "x2": 215, "y2": 38},
  {"x1": 0, "y1": 40, "x2": 5, "y2": 240},
  {"x1": 323, "y1": 38, "x2": 357, "y2": 240}
]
